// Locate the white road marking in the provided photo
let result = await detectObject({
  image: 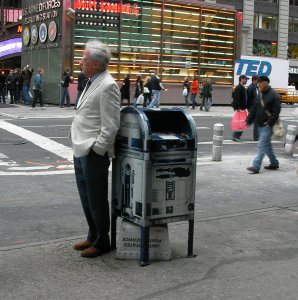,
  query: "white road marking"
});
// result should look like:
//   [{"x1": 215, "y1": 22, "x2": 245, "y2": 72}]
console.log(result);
[
  {"x1": 0, "y1": 153, "x2": 8, "y2": 158},
  {"x1": 0, "y1": 120, "x2": 73, "y2": 162},
  {"x1": 9, "y1": 166, "x2": 54, "y2": 171},
  {"x1": 0, "y1": 170, "x2": 74, "y2": 176},
  {"x1": 0, "y1": 160, "x2": 19, "y2": 166},
  {"x1": 198, "y1": 140, "x2": 284, "y2": 145},
  {"x1": 22, "y1": 125, "x2": 71, "y2": 128}
]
